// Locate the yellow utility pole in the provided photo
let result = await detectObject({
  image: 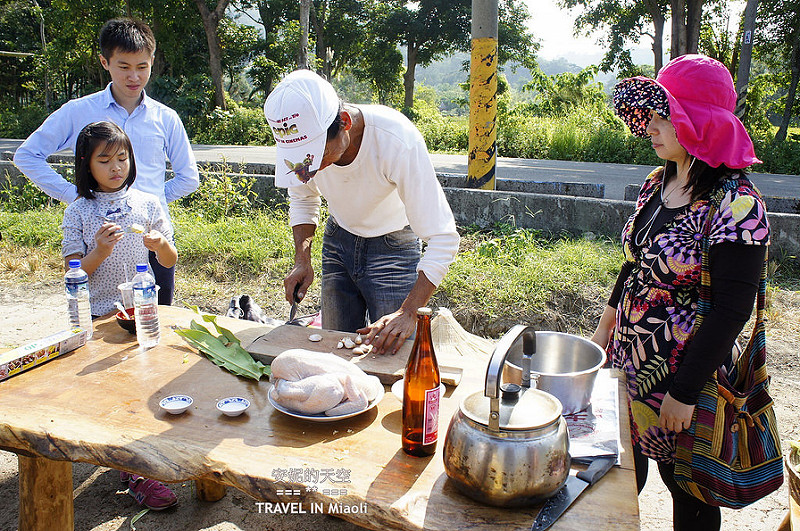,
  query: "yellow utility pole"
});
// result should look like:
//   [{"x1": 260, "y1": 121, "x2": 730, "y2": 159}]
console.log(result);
[{"x1": 467, "y1": 0, "x2": 498, "y2": 190}]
